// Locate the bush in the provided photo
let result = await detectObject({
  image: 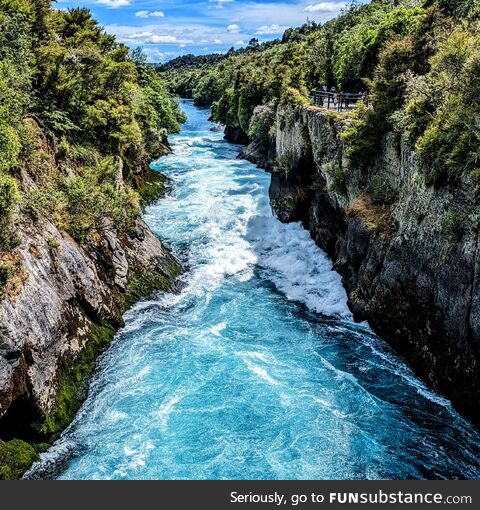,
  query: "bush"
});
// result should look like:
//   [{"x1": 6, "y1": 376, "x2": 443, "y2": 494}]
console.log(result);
[
  {"x1": 59, "y1": 169, "x2": 140, "y2": 243},
  {"x1": 0, "y1": 439, "x2": 39, "y2": 480},
  {"x1": 367, "y1": 174, "x2": 396, "y2": 205},
  {"x1": 24, "y1": 158, "x2": 141, "y2": 244},
  {"x1": 0, "y1": 122, "x2": 20, "y2": 173},
  {"x1": 0, "y1": 258, "x2": 22, "y2": 301},
  {"x1": 237, "y1": 81, "x2": 265, "y2": 132},
  {"x1": 399, "y1": 26, "x2": 480, "y2": 188},
  {"x1": 248, "y1": 103, "x2": 275, "y2": 141},
  {"x1": 469, "y1": 167, "x2": 480, "y2": 196},
  {"x1": 371, "y1": 37, "x2": 417, "y2": 120},
  {"x1": 272, "y1": 155, "x2": 291, "y2": 174},
  {"x1": 0, "y1": 174, "x2": 20, "y2": 216},
  {"x1": 441, "y1": 206, "x2": 468, "y2": 240},
  {"x1": 280, "y1": 87, "x2": 309, "y2": 107},
  {"x1": 341, "y1": 104, "x2": 381, "y2": 168},
  {"x1": 325, "y1": 162, "x2": 347, "y2": 195}
]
